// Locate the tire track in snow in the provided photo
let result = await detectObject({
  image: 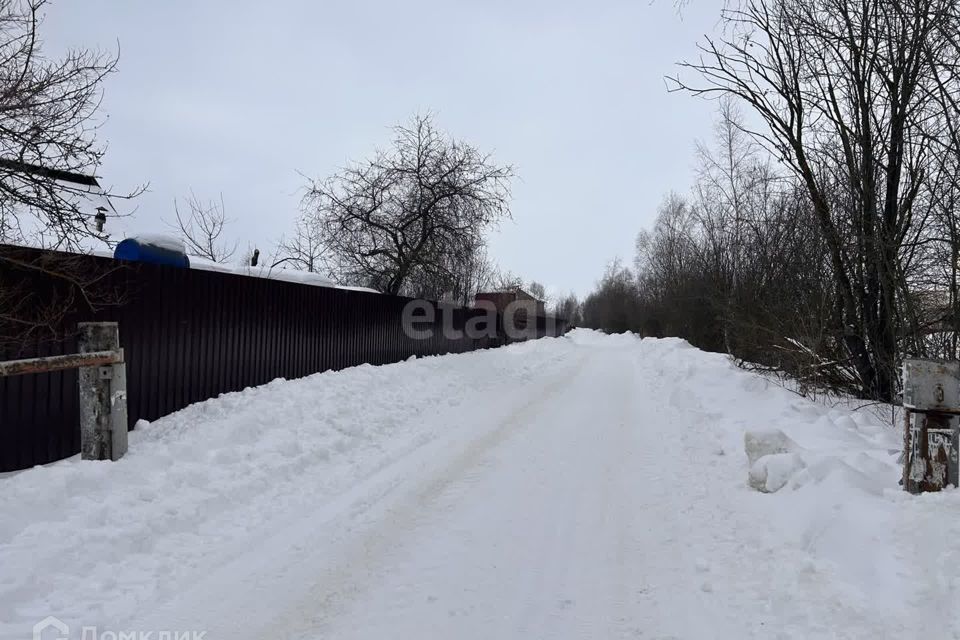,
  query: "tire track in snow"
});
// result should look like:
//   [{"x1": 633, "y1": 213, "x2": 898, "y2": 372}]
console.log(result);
[
  {"x1": 288, "y1": 347, "x2": 650, "y2": 639},
  {"x1": 263, "y1": 351, "x2": 594, "y2": 639},
  {"x1": 120, "y1": 345, "x2": 590, "y2": 640},
  {"x1": 158, "y1": 356, "x2": 585, "y2": 638}
]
